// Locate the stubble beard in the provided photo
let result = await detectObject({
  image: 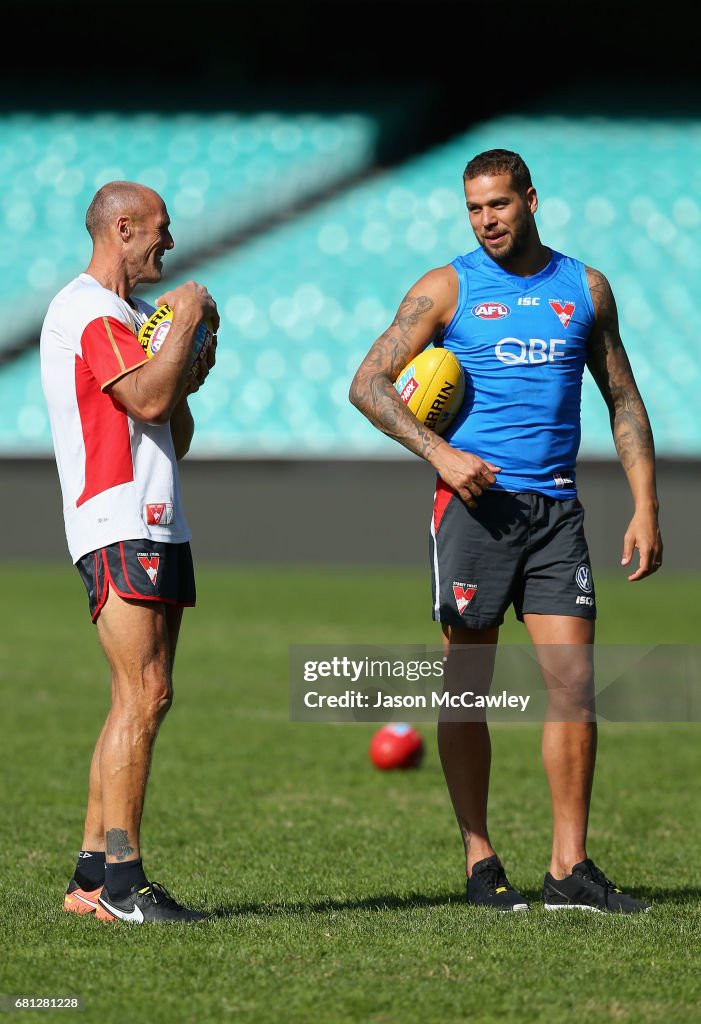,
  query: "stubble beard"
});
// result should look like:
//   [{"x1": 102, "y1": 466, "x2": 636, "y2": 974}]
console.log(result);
[{"x1": 482, "y1": 213, "x2": 530, "y2": 265}]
